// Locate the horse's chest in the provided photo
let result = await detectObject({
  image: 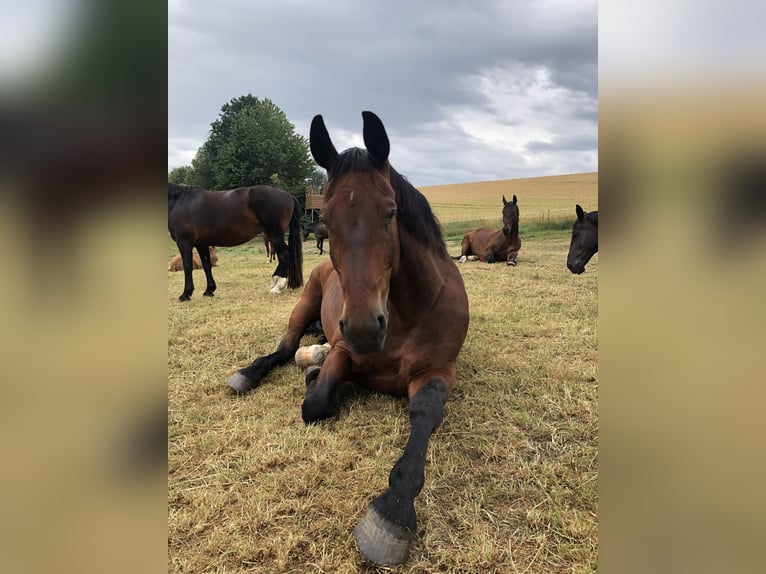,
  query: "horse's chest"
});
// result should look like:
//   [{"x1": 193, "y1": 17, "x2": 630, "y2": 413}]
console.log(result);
[{"x1": 349, "y1": 352, "x2": 409, "y2": 396}]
